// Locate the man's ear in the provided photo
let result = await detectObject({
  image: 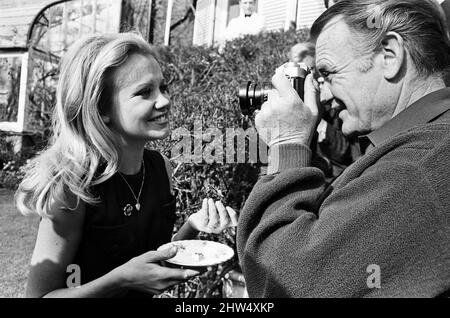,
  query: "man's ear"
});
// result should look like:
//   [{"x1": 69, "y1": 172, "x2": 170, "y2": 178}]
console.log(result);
[{"x1": 381, "y1": 31, "x2": 405, "y2": 80}]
